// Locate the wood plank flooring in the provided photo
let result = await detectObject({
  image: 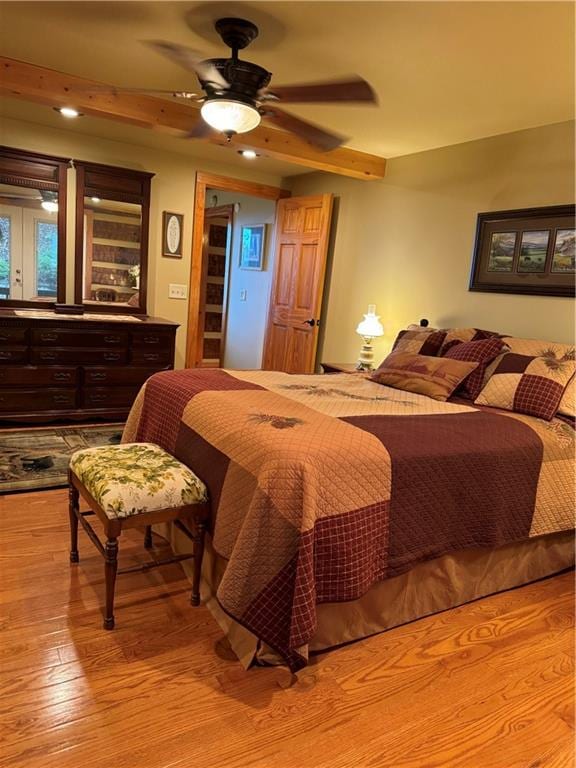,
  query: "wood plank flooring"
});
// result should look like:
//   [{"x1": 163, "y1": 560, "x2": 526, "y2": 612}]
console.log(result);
[{"x1": 0, "y1": 488, "x2": 573, "y2": 768}]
